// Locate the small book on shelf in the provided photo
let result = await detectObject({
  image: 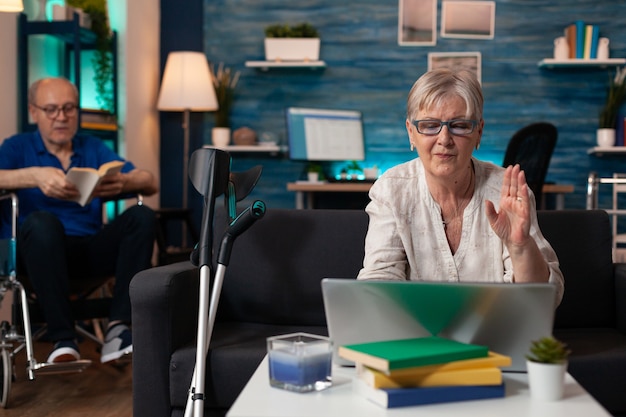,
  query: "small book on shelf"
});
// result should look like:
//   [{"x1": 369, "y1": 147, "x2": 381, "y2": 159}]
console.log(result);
[
  {"x1": 80, "y1": 108, "x2": 118, "y2": 131},
  {"x1": 66, "y1": 160, "x2": 125, "y2": 206},
  {"x1": 338, "y1": 336, "x2": 489, "y2": 373},
  {"x1": 352, "y1": 377, "x2": 506, "y2": 409}
]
